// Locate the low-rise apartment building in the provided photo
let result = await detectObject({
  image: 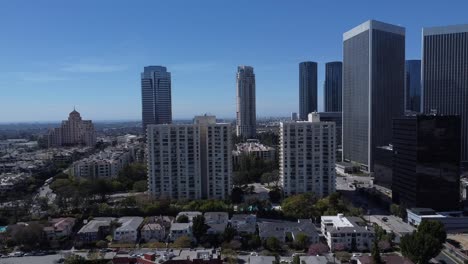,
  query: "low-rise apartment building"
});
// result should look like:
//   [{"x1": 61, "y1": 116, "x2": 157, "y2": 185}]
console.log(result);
[
  {"x1": 113, "y1": 217, "x2": 144, "y2": 242},
  {"x1": 321, "y1": 214, "x2": 375, "y2": 251},
  {"x1": 72, "y1": 148, "x2": 132, "y2": 179}
]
